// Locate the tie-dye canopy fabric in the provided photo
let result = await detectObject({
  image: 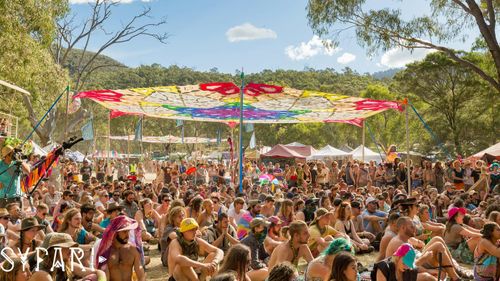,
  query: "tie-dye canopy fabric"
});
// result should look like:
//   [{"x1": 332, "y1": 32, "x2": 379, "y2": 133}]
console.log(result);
[
  {"x1": 75, "y1": 82, "x2": 402, "y2": 126},
  {"x1": 108, "y1": 135, "x2": 224, "y2": 144}
]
